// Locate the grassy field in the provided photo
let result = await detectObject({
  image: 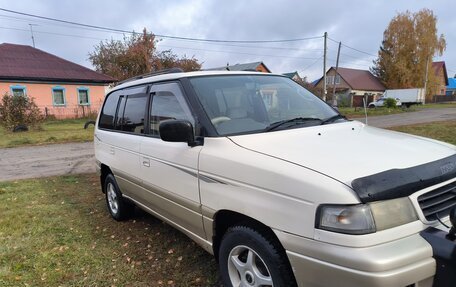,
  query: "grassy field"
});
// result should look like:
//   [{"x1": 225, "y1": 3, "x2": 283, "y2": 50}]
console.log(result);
[
  {"x1": 389, "y1": 120, "x2": 456, "y2": 146},
  {"x1": 416, "y1": 103, "x2": 456, "y2": 109},
  {"x1": 0, "y1": 119, "x2": 94, "y2": 148},
  {"x1": 338, "y1": 106, "x2": 411, "y2": 118},
  {"x1": 339, "y1": 102, "x2": 456, "y2": 118},
  {"x1": 0, "y1": 174, "x2": 219, "y2": 287}
]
